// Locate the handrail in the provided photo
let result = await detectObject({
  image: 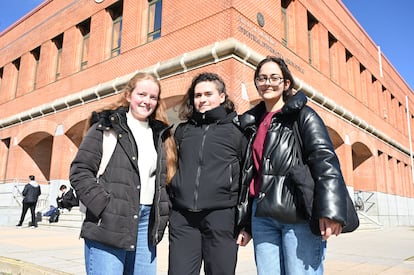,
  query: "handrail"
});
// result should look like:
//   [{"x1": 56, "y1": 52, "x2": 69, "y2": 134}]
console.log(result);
[
  {"x1": 0, "y1": 178, "x2": 49, "y2": 185},
  {"x1": 354, "y1": 190, "x2": 376, "y2": 213},
  {"x1": 0, "y1": 181, "x2": 50, "y2": 209},
  {"x1": 358, "y1": 211, "x2": 383, "y2": 226}
]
